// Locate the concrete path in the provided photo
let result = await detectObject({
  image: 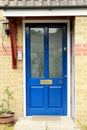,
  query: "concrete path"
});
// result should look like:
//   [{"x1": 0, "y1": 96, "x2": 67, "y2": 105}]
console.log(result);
[{"x1": 14, "y1": 116, "x2": 80, "y2": 130}]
